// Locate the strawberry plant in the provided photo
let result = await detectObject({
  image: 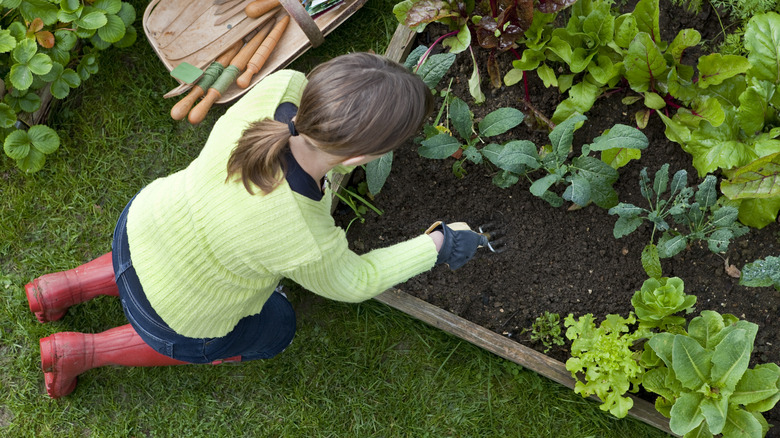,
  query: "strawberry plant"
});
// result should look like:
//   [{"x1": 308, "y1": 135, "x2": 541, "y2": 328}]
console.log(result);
[{"x1": 1, "y1": 0, "x2": 138, "y2": 173}]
